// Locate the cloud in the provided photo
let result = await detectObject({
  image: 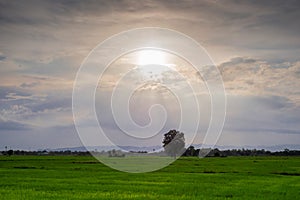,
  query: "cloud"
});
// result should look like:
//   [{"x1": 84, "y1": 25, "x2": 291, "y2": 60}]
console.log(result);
[
  {"x1": 20, "y1": 82, "x2": 39, "y2": 88},
  {"x1": 228, "y1": 127, "x2": 300, "y2": 135},
  {"x1": 0, "y1": 0, "x2": 299, "y2": 149},
  {"x1": 0, "y1": 86, "x2": 30, "y2": 100},
  {"x1": 224, "y1": 95, "x2": 300, "y2": 136},
  {"x1": 218, "y1": 57, "x2": 300, "y2": 105},
  {"x1": 0, "y1": 116, "x2": 31, "y2": 131},
  {"x1": 1, "y1": 0, "x2": 300, "y2": 66},
  {"x1": 0, "y1": 85, "x2": 72, "y2": 129},
  {"x1": 0, "y1": 53, "x2": 5, "y2": 61}
]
